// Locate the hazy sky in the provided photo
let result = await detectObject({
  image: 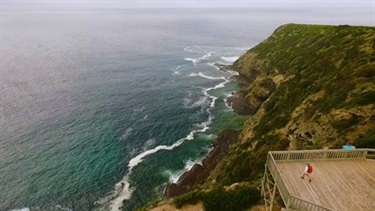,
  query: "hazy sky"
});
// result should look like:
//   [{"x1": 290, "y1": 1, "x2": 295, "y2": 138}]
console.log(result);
[{"x1": 1, "y1": 0, "x2": 374, "y2": 10}]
